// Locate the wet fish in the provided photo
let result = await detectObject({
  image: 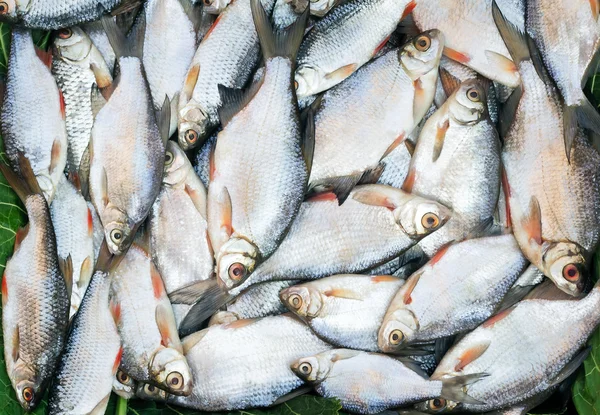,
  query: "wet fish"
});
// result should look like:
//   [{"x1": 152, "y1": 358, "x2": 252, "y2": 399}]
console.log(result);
[
  {"x1": 110, "y1": 242, "x2": 192, "y2": 395},
  {"x1": 136, "y1": 382, "x2": 169, "y2": 402},
  {"x1": 378, "y1": 235, "x2": 528, "y2": 353},
  {"x1": 168, "y1": 314, "x2": 332, "y2": 411},
  {"x1": 403, "y1": 80, "x2": 501, "y2": 258},
  {"x1": 272, "y1": 0, "x2": 298, "y2": 30},
  {"x1": 47, "y1": 245, "x2": 121, "y2": 415},
  {"x1": 89, "y1": 19, "x2": 166, "y2": 255},
  {"x1": 292, "y1": 349, "x2": 483, "y2": 414},
  {"x1": 280, "y1": 275, "x2": 404, "y2": 351},
  {"x1": 113, "y1": 368, "x2": 138, "y2": 399},
  {"x1": 412, "y1": 0, "x2": 520, "y2": 88},
  {"x1": 82, "y1": 21, "x2": 116, "y2": 71},
  {"x1": 304, "y1": 0, "x2": 338, "y2": 17},
  {"x1": 207, "y1": 1, "x2": 310, "y2": 290},
  {"x1": 49, "y1": 176, "x2": 95, "y2": 318},
  {"x1": 415, "y1": 281, "x2": 600, "y2": 412},
  {"x1": 494, "y1": 5, "x2": 600, "y2": 296},
  {"x1": 193, "y1": 132, "x2": 216, "y2": 188},
  {"x1": 0, "y1": 160, "x2": 70, "y2": 411},
  {"x1": 177, "y1": 0, "x2": 277, "y2": 150},
  {"x1": 2, "y1": 28, "x2": 67, "y2": 203},
  {"x1": 204, "y1": 0, "x2": 232, "y2": 14},
  {"x1": 308, "y1": 30, "x2": 444, "y2": 198},
  {"x1": 227, "y1": 281, "x2": 298, "y2": 319},
  {"x1": 52, "y1": 26, "x2": 112, "y2": 174},
  {"x1": 148, "y1": 141, "x2": 213, "y2": 326},
  {"x1": 295, "y1": 0, "x2": 418, "y2": 97}
]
